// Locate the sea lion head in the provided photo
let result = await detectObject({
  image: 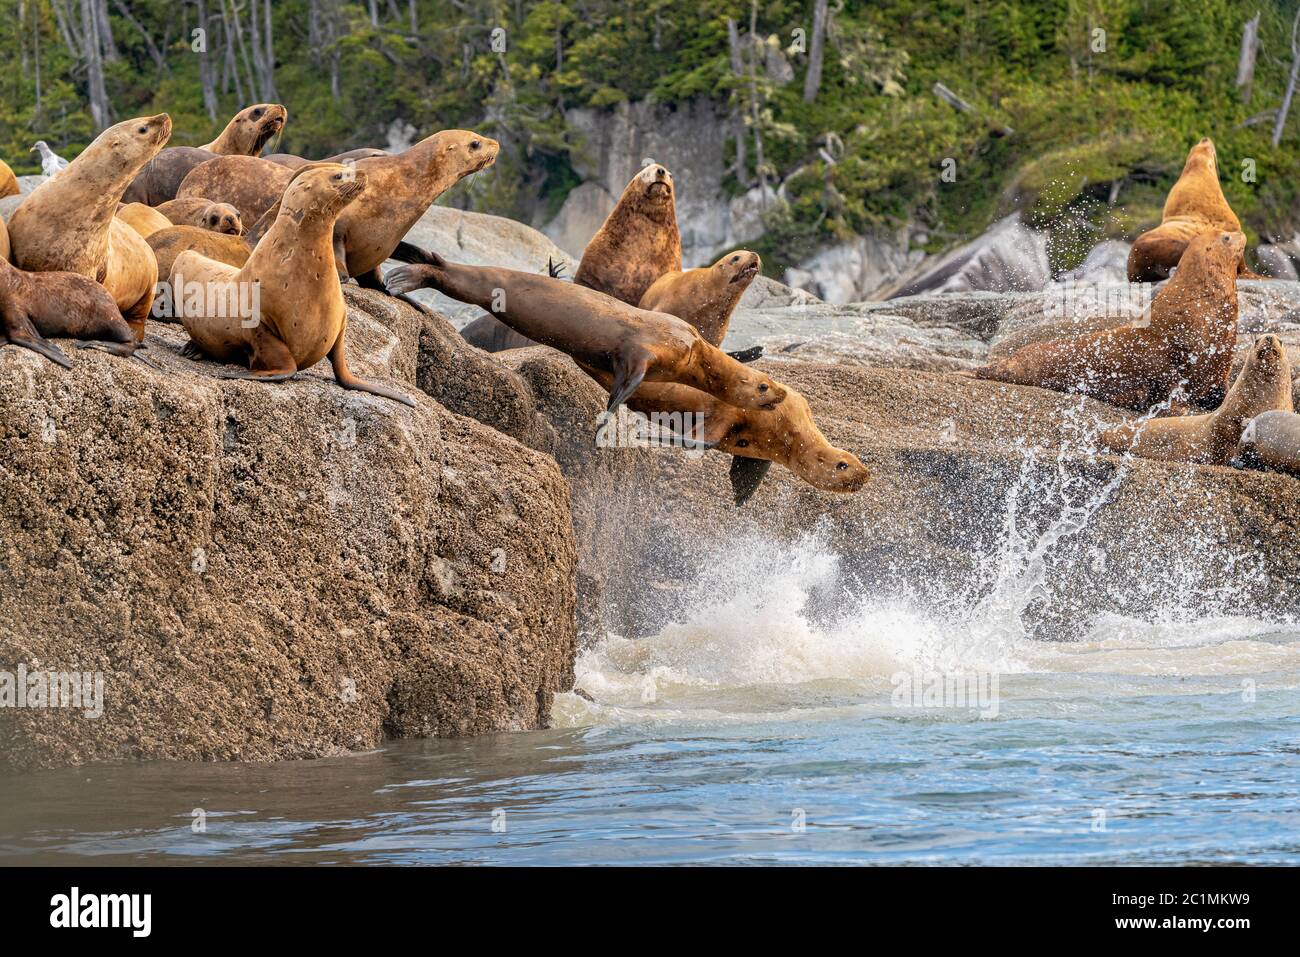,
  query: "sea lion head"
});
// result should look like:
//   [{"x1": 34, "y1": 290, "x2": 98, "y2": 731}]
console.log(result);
[
  {"x1": 626, "y1": 164, "x2": 676, "y2": 222},
  {"x1": 203, "y1": 202, "x2": 244, "y2": 235},
  {"x1": 1185, "y1": 137, "x2": 1218, "y2": 174},
  {"x1": 428, "y1": 130, "x2": 500, "y2": 177},
  {"x1": 229, "y1": 103, "x2": 287, "y2": 155},
  {"x1": 729, "y1": 388, "x2": 870, "y2": 493},
  {"x1": 715, "y1": 250, "x2": 761, "y2": 288},
  {"x1": 84, "y1": 114, "x2": 172, "y2": 175},
  {"x1": 282, "y1": 163, "x2": 368, "y2": 220},
  {"x1": 1177, "y1": 229, "x2": 1246, "y2": 280},
  {"x1": 1234, "y1": 333, "x2": 1291, "y2": 406}
]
